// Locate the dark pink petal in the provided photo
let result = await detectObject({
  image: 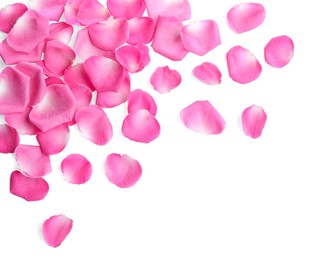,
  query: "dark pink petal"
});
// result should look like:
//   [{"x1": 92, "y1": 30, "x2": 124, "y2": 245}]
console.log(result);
[
  {"x1": 227, "y1": 3, "x2": 265, "y2": 34},
  {"x1": 64, "y1": 63, "x2": 95, "y2": 91},
  {"x1": 192, "y1": 62, "x2": 222, "y2": 85},
  {"x1": 180, "y1": 100, "x2": 225, "y2": 134},
  {"x1": 105, "y1": 153, "x2": 142, "y2": 188},
  {"x1": 122, "y1": 109, "x2": 160, "y2": 143},
  {"x1": 15, "y1": 144, "x2": 52, "y2": 178},
  {"x1": 42, "y1": 214, "x2": 73, "y2": 248},
  {"x1": 61, "y1": 154, "x2": 92, "y2": 184},
  {"x1": 30, "y1": 0, "x2": 67, "y2": 21},
  {"x1": 0, "y1": 124, "x2": 20, "y2": 153},
  {"x1": 0, "y1": 67, "x2": 30, "y2": 115},
  {"x1": 48, "y1": 22, "x2": 74, "y2": 44},
  {"x1": 75, "y1": 105, "x2": 113, "y2": 145},
  {"x1": 83, "y1": 56, "x2": 125, "y2": 92},
  {"x1": 226, "y1": 46, "x2": 262, "y2": 84},
  {"x1": 45, "y1": 77, "x2": 65, "y2": 86},
  {"x1": 135, "y1": 44, "x2": 151, "y2": 72},
  {"x1": 242, "y1": 105, "x2": 267, "y2": 138},
  {"x1": 77, "y1": 0, "x2": 109, "y2": 25},
  {"x1": 115, "y1": 45, "x2": 141, "y2": 73},
  {"x1": 152, "y1": 16, "x2": 188, "y2": 61},
  {"x1": 10, "y1": 170, "x2": 49, "y2": 201},
  {"x1": 0, "y1": 3, "x2": 28, "y2": 33},
  {"x1": 107, "y1": 0, "x2": 145, "y2": 19},
  {"x1": 150, "y1": 66, "x2": 181, "y2": 94},
  {"x1": 64, "y1": 0, "x2": 84, "y2": 25},
  {"x1": 29, "y1": 84, "x2": 77, "y2": 131},
  {"x1": 127, "y1": 89, "x2": 157, "y2": 116},
  {"x1": 6, "y1": 10, "x2": 49, "y2": 53},
  {"x1": 127, "y1": 17, "x2": 155, "y2": 45},
  {"x1": 181, "y1": 20, "x2": 221, "y2": 56},
  {"x1": 264, "y1": 35, "x2": 294, "y2": 68}
]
